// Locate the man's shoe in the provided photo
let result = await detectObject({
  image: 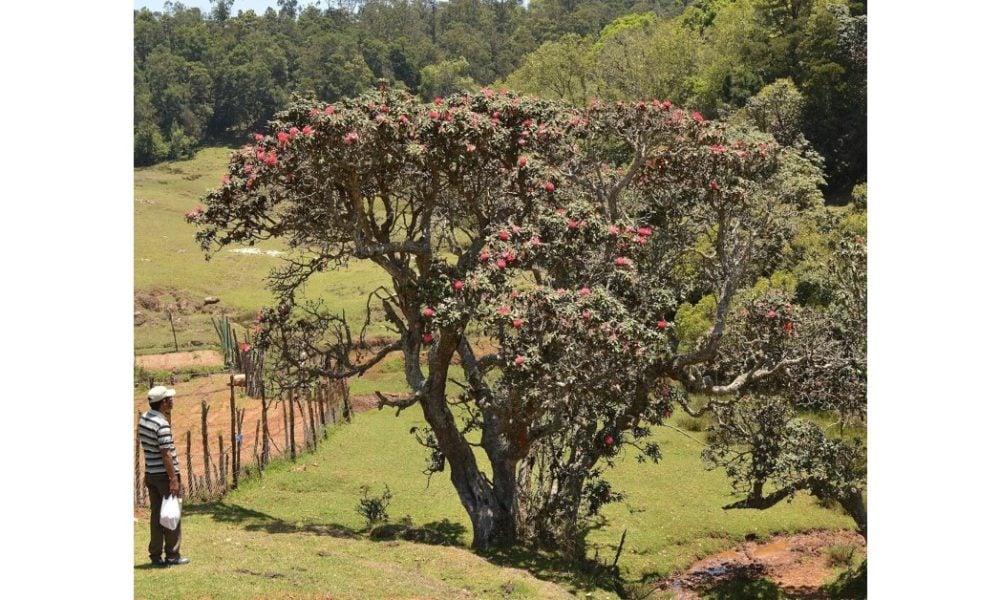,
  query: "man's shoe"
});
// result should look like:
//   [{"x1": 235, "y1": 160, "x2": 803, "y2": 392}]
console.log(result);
[
  {"x1": 150, "y1": 557, "x2": 167, "y2": 567},
  {"x1": 165, "y1": 557, "x2": 191, "y2": 566}
]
